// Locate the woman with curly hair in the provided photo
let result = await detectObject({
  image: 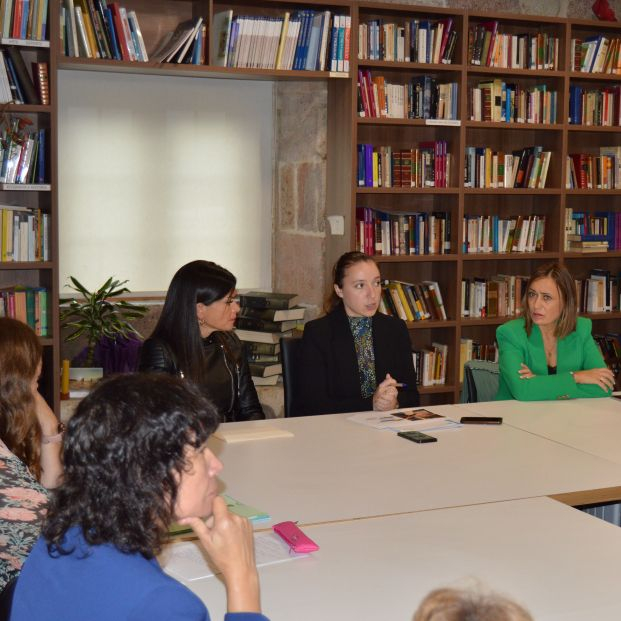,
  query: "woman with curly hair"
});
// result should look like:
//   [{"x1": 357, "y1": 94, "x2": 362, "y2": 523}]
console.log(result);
[{"x1": 11, "y1": 373, "x2": 270, "y2": 621}]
